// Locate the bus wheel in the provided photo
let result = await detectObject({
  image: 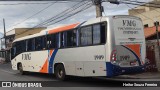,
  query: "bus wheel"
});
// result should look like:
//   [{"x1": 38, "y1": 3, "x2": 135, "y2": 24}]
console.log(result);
[
  {"x1": 55, "y1": 64, "x2": 67, "y2": 81},
  {"x1": 18, "y1": 63, "x2": 25, "y2": 75}
]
